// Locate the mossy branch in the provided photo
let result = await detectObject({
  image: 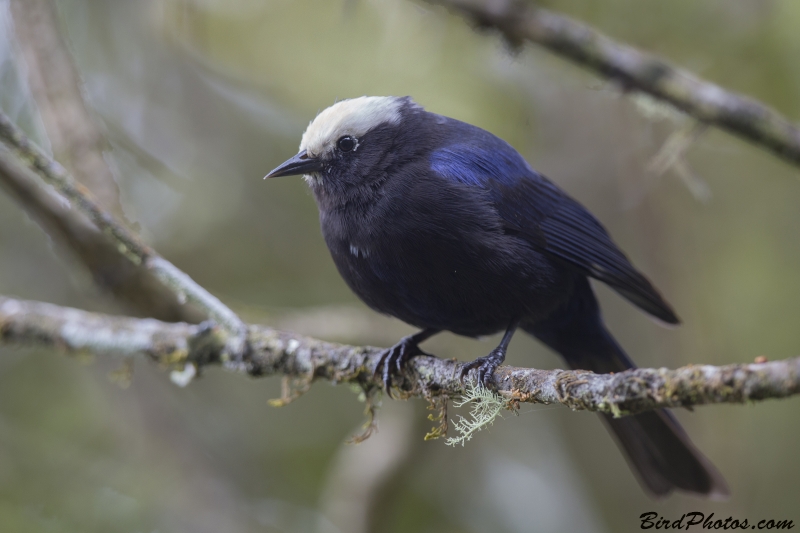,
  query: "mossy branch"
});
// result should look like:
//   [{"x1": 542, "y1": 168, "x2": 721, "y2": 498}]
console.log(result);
[
  {"x1": 426, "y1": 0, "x2": 800, "y2": 169},
  {"x1": 2, "y1": 295, "x2": 798, "y2": 417}
]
